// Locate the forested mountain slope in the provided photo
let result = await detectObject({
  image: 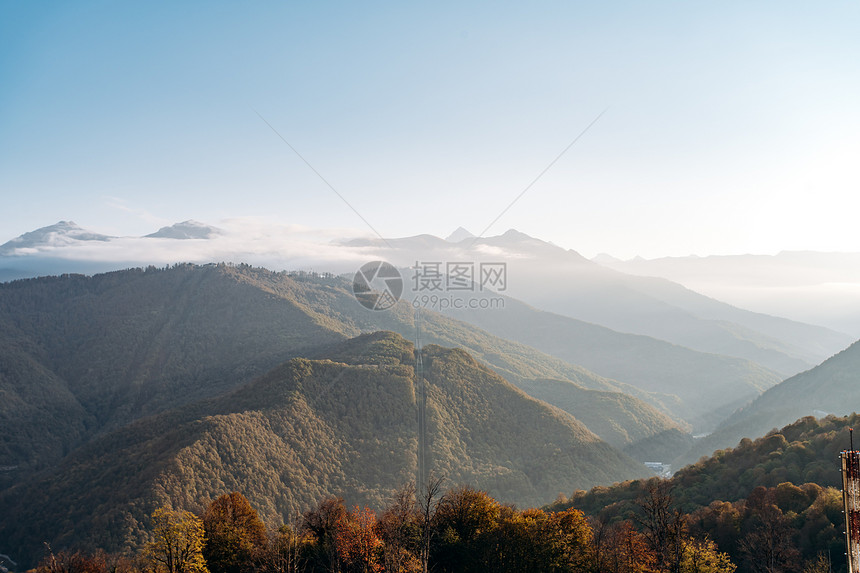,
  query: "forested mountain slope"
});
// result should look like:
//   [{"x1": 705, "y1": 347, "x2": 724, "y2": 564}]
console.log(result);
[
  {"x1": 681, "y1": 339, "x2": 860, "y2": 466},
  {"x1": 0, "y1": 264, "x2": 684, "y2": 490},
  {"x1": 548, "y1": 414, "x2": 858, "y2": 573},
  {"x1": 0, "y1": 332, "x2": 647, "y2": 568}
]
